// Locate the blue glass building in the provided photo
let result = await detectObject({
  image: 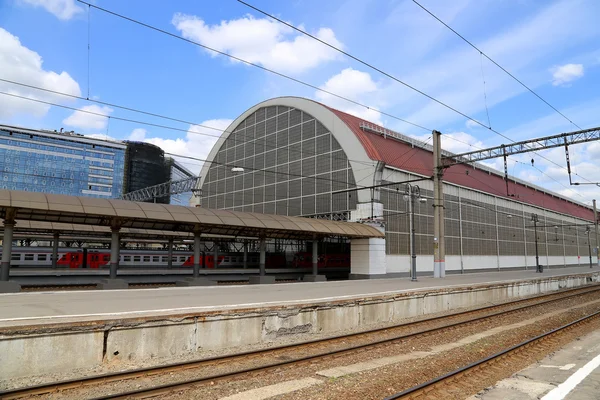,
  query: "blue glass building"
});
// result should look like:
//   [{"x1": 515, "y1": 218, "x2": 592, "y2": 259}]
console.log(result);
[{"x1": 0, "y1": 125, "x2": 126, "y2": 198}]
